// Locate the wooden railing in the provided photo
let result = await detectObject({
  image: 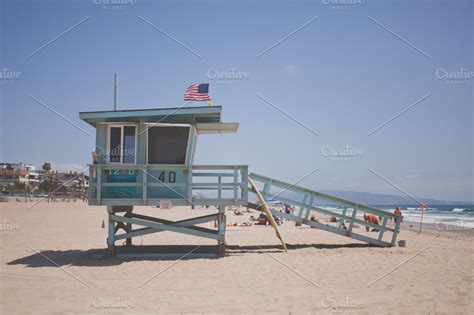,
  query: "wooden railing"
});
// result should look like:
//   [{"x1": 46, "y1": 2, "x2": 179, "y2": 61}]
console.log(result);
[
  {"x1": 88, "y1": 164, "x2": 248, "y2": 207},
  {"x1": 249, "y1": 172, "x2": 402, "y2": 247}
]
